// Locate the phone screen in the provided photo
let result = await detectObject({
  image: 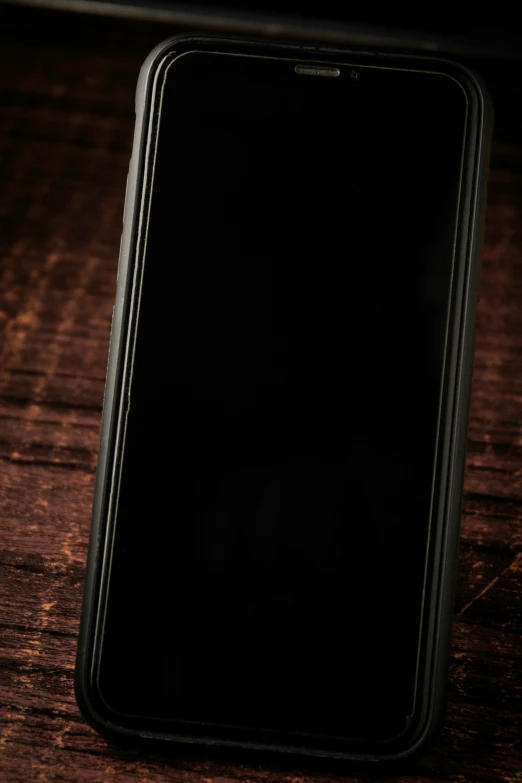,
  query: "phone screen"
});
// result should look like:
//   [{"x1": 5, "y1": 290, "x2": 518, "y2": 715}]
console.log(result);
[{"x1": 97, "y1": 51, "x2": 467, "y2": 746}]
